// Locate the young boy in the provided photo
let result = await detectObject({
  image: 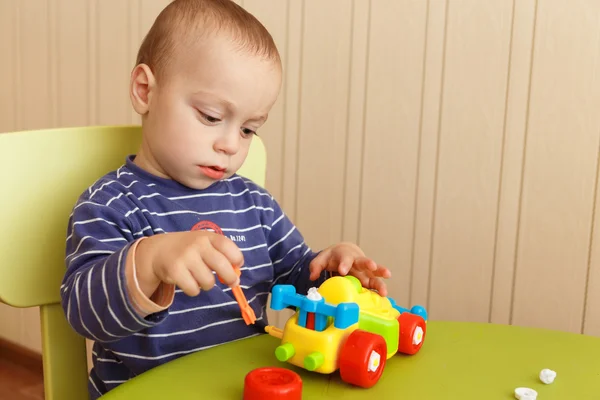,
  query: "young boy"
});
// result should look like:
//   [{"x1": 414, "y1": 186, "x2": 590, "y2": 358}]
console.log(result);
[{"x1": 61, "y1": 0, "x2": 391, "y2": 398}]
